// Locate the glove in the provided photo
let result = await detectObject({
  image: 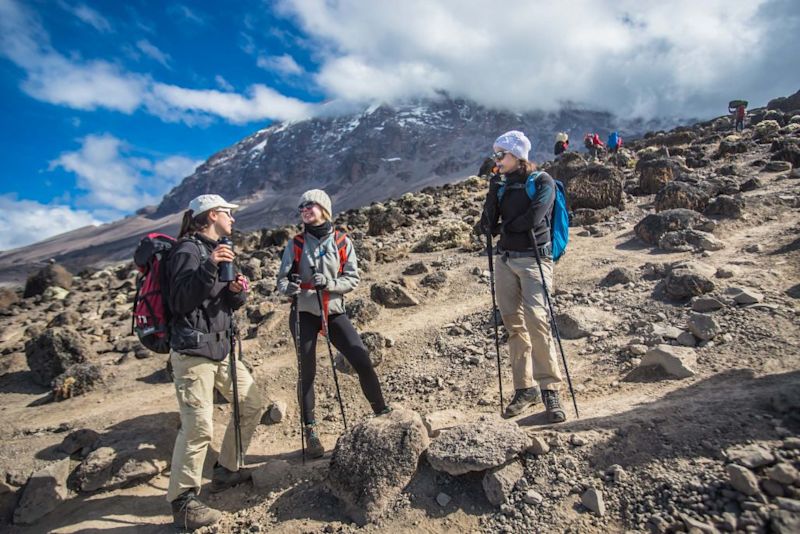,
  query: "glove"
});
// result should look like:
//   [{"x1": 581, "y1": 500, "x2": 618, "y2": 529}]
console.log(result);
[
  {"x1": 285, "y1": 281, "x2": 301, "y2": 296},
  {"x1": 312, "y1": 273, "x2": 328, "y2": 290}
]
